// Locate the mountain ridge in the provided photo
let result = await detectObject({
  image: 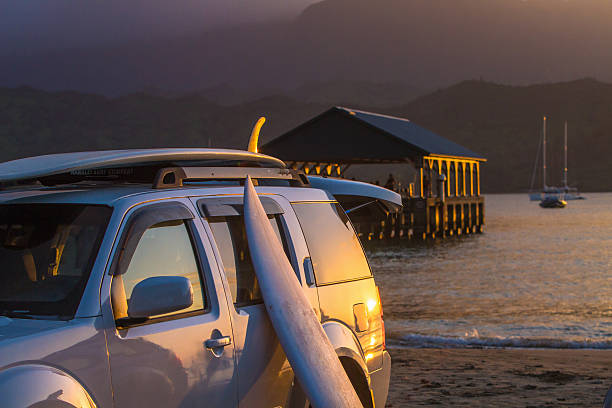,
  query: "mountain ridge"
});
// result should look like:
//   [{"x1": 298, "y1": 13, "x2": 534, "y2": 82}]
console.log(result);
[{"x1": 2, "y1": 77, "x2": 612, "y2": 193}]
